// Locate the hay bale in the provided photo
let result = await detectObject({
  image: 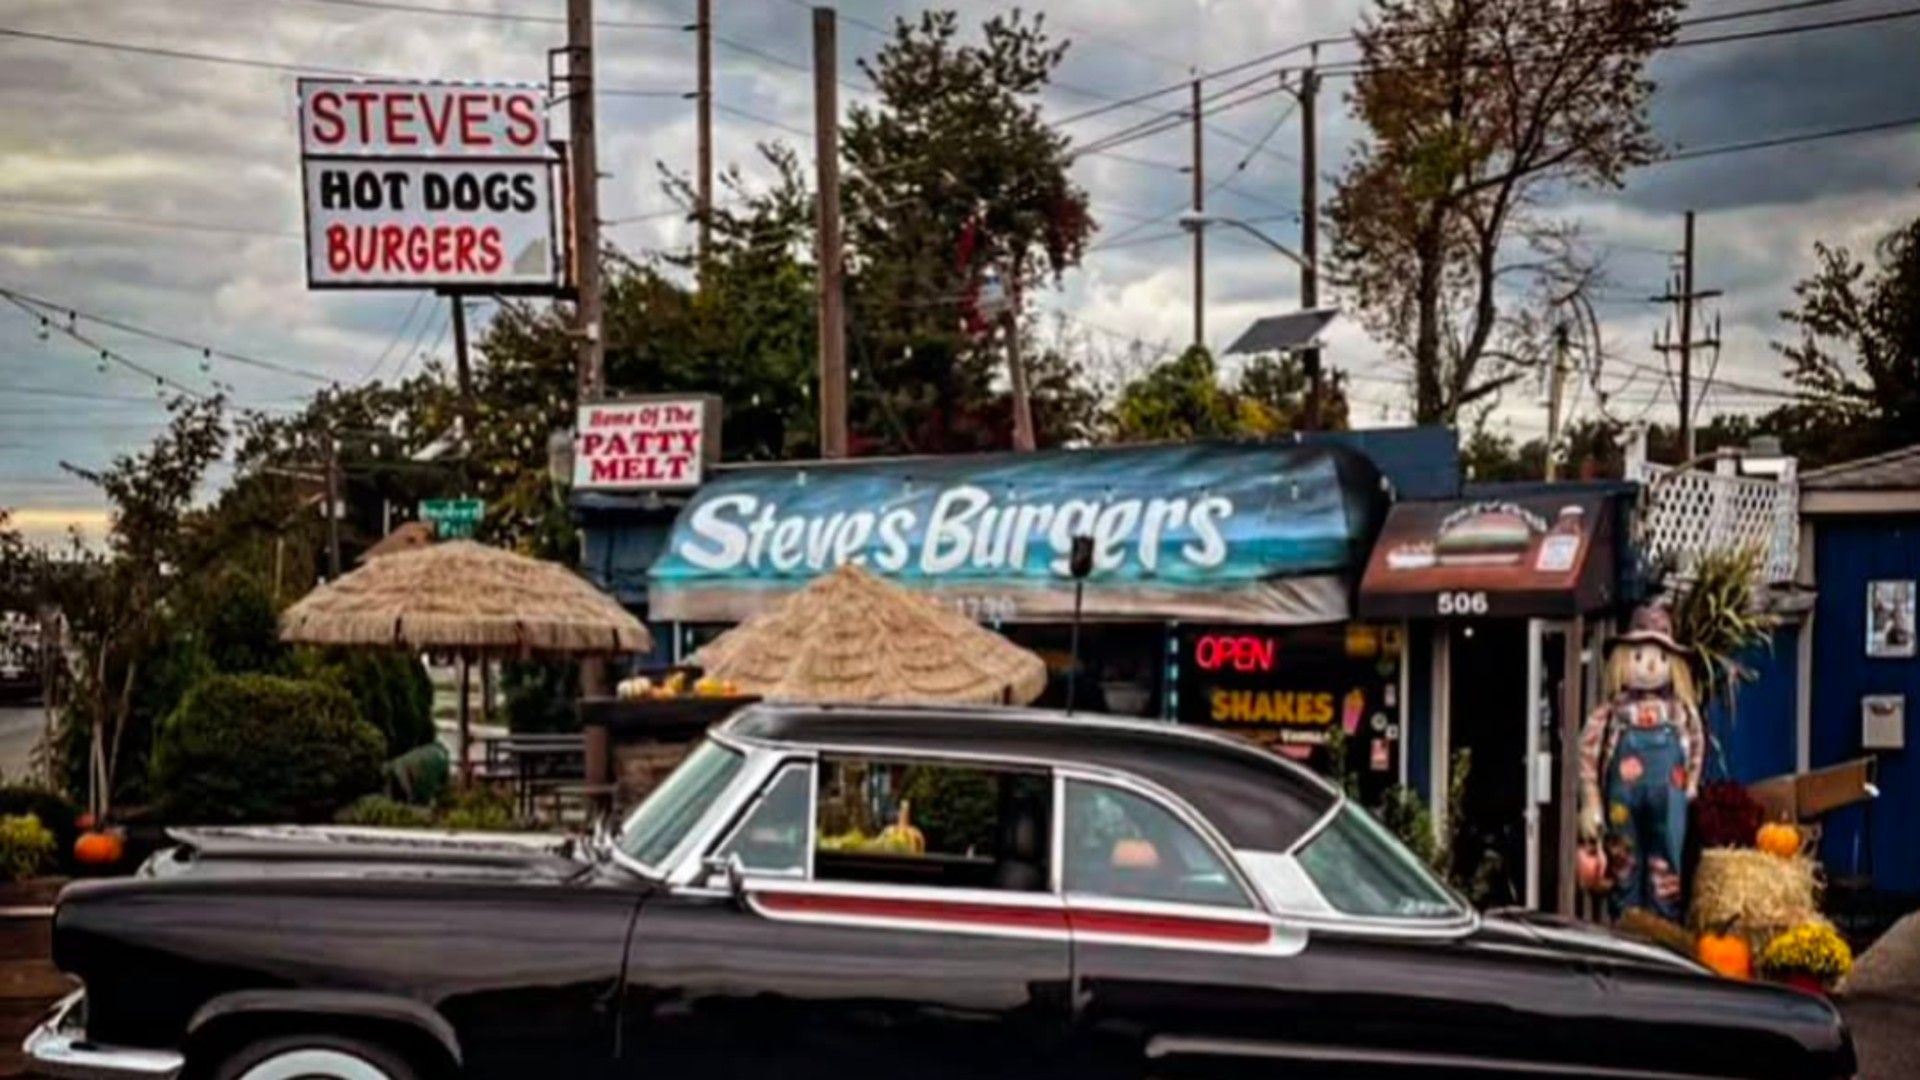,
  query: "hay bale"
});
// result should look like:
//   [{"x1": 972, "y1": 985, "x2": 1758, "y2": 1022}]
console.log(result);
[{"x1": 1690, "y1": 846, "x2": 1823, "y2": 949}]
